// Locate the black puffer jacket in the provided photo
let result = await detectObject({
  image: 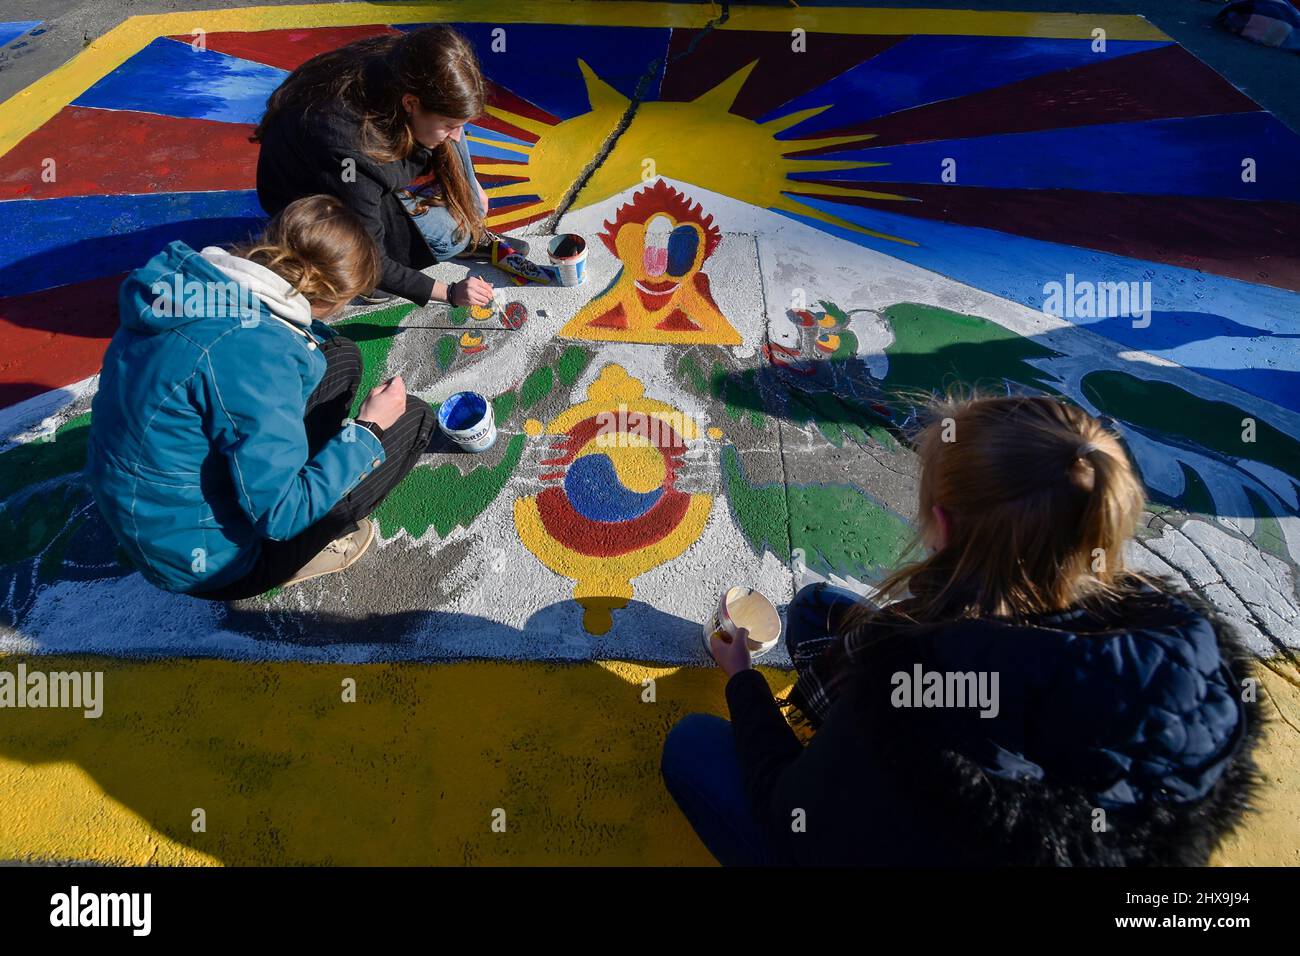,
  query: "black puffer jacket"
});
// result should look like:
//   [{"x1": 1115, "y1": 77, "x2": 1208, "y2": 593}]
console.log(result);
[
  {"x1": 256, "y1": 103, "x2": 437, "y2": 305},
  {"x1": 726, "y1": 580, "x2": 1263, "y2": 865}
]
